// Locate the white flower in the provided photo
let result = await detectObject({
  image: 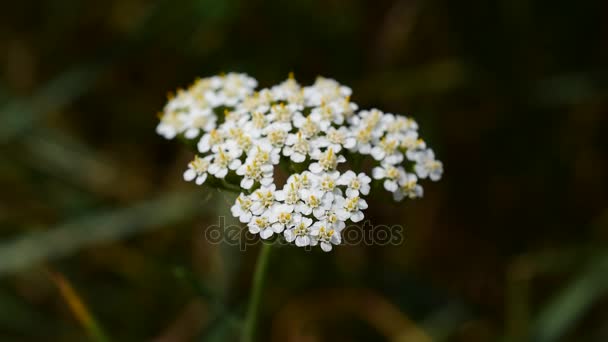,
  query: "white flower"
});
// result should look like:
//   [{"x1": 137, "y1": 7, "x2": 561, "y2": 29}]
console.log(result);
[
  {"x1": 231, "y1": 193, "x2": 254, "y2": 223},
  {"x1": 208, "y1": 149, "x2": 242, "y2": 178},
  {"x1": 183, "y1": 155, "x2": 212, "y2": 185},
  {"x1": 330, "y1": 96, "x2": 358, "y2": 118},
  {"x1": 393, "y1": 173, "x2": 423, "y2": 201},
  {"x1": 183, "y1": 109, "x2": 216, "y2": 139},
  {"x1": 246, "y1": 111, "x2": 268, "y2": 132},
  {"x1": 224, "y1": 135, "x2": 253, "y2": 159},
  {"x1": 316, "y1": 210, "x2": 346, "y2": 231},
  {"x1": 284, "y1": 217, "x2": 313, "y2": 247},
  {"x1": 274, "y1": 182, "x2": 301, "y2": 212},
  {"x1": 309, "y1": 148, "x2": 345, "y2": 174},
  {"x1": 283, "y1": 131, "x2": 312, "y2": 163},
  {"x1": 372, "y1": 164, "x2": 404, "y2": 192},
  {"x1": 263, "y1": 122, "x2": 291, "y2": 150},
  {"x1": 309, "y1": 104, "x2": 343, "y2": 131},
  {"x1": 316, "y1": 127, "x2": 355, "y2": 152},
  {"x1": 337, "y1": 171, "x2": 371, "y2": 197},
  {"x1": 248, "y1": 212, "x2": 276, "y2": 239},
  {"x1": 236, "y1": 161, "x2": 274, "y2": 189},
  {"x1": 270, "y1": 73, "x2": 301, "y2": 101},
  {"x1": 159, "y1": 73, "x2": 444, "y2": 252},
  {"x1": 317, "y1": 171, "x2": 341, "y2": 196},
  {"x1": 217, "y1": 73, "x2": 258, "y2": 106},
  {"x1": 268, "y1": 103, "x2": 294, "y2": 124},
  {"x1": 414, "y1": 149, "x2": 443, "y2": 181},
  {"x1": 304, "y1": 77, "x2": 352, "y2": 106},
  {"x1": 293, "y1": 114, "x2": 320, "y2": 138},
  {"x1": 335, "y1": 195, "x2": 368, "y2": 222},
  {"x1": 297, "y1": 188, "x2": 333, "y2": 219},
  {"x1": 289, "y1": 171, "x2": 315, "y2": 191},
  {"x1": 383, "y1": 114, "x2": 417, "y2": 134},
  {"x1": 370, "y1": 136, "x2": 403, "y2": 164},
  {"x1": 310, "y1": 222, "x2": 342, "y2": 252},
  {"x1": 156, "y1": 111, "x2": 186, "y2": 139},
  {"x1": 402, "y1": 132, "x2": 426, "y2": 161},
  {"x1": 247, "y1": 143, "x2": 281, "y2": 166},
  {"x1": 269, "y1": 205, "x2": 298, "y2": 234},
  {"x1": 351, "y1": 126, "x2": 374, "y2": 154},
  {"x1": 198, "y1": 129, "x2": 224, "y2": 153},
  {"x1": 250, "y1": 185, "x2": 277, "y2": 215}
]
